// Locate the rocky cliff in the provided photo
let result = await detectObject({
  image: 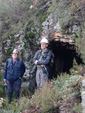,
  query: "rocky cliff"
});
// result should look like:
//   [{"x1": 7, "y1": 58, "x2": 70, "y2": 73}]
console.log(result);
[{"x1": 0, "y1": 0, "x2": 84, "y2": 87}]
